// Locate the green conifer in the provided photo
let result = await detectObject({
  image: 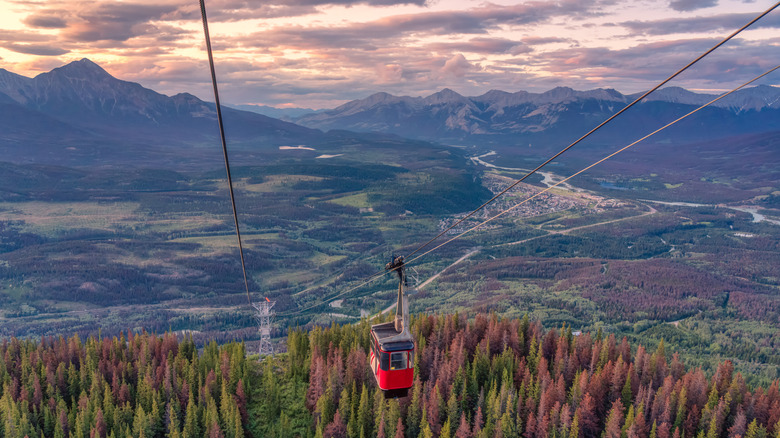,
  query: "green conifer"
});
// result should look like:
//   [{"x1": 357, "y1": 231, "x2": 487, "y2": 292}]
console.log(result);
[
  {"x1": 407, "y1": 380, "x2": 423, "y2": 438},
  {"x1": 621, "y1": 374, "x2": 633, "y2": 409},
  {"x1": 570, "y1": 413, "x2": 580, "y2": 438},
  {"x1": 182, "y1": 398, "x2": 200, "y2": 438},
  {"x1": 440, "y1": 417, "x2": 452, "y2": 438}
]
